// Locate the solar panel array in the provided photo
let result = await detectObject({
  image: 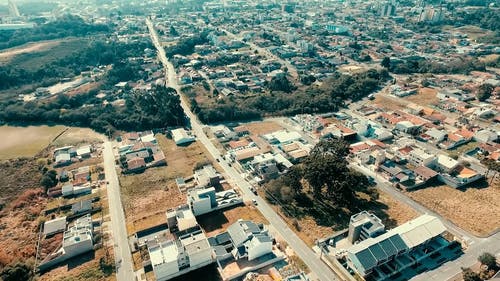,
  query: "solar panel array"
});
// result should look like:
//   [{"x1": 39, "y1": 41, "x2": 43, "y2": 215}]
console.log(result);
[{"x1": 352, "y1": 234, "x2": 409, "y2": 271}]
